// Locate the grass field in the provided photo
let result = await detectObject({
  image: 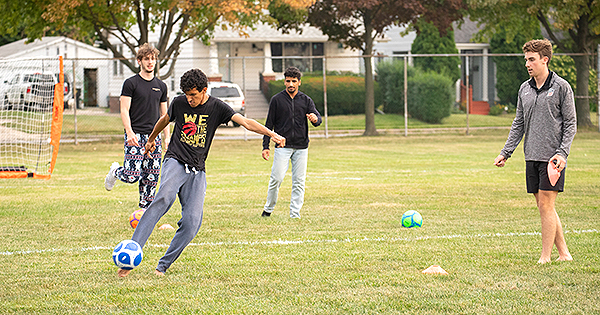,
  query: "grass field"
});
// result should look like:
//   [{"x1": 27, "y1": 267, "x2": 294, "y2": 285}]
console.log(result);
[
  {"x1": 59, "y1": 110, "x2": 600, "y2": 135},
  {"x1": 59, "y1": 112, "x2": 527, "y2": 136},
  {"x1": 1, "y1": 129, "x2": 599, "y2": 314}
]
